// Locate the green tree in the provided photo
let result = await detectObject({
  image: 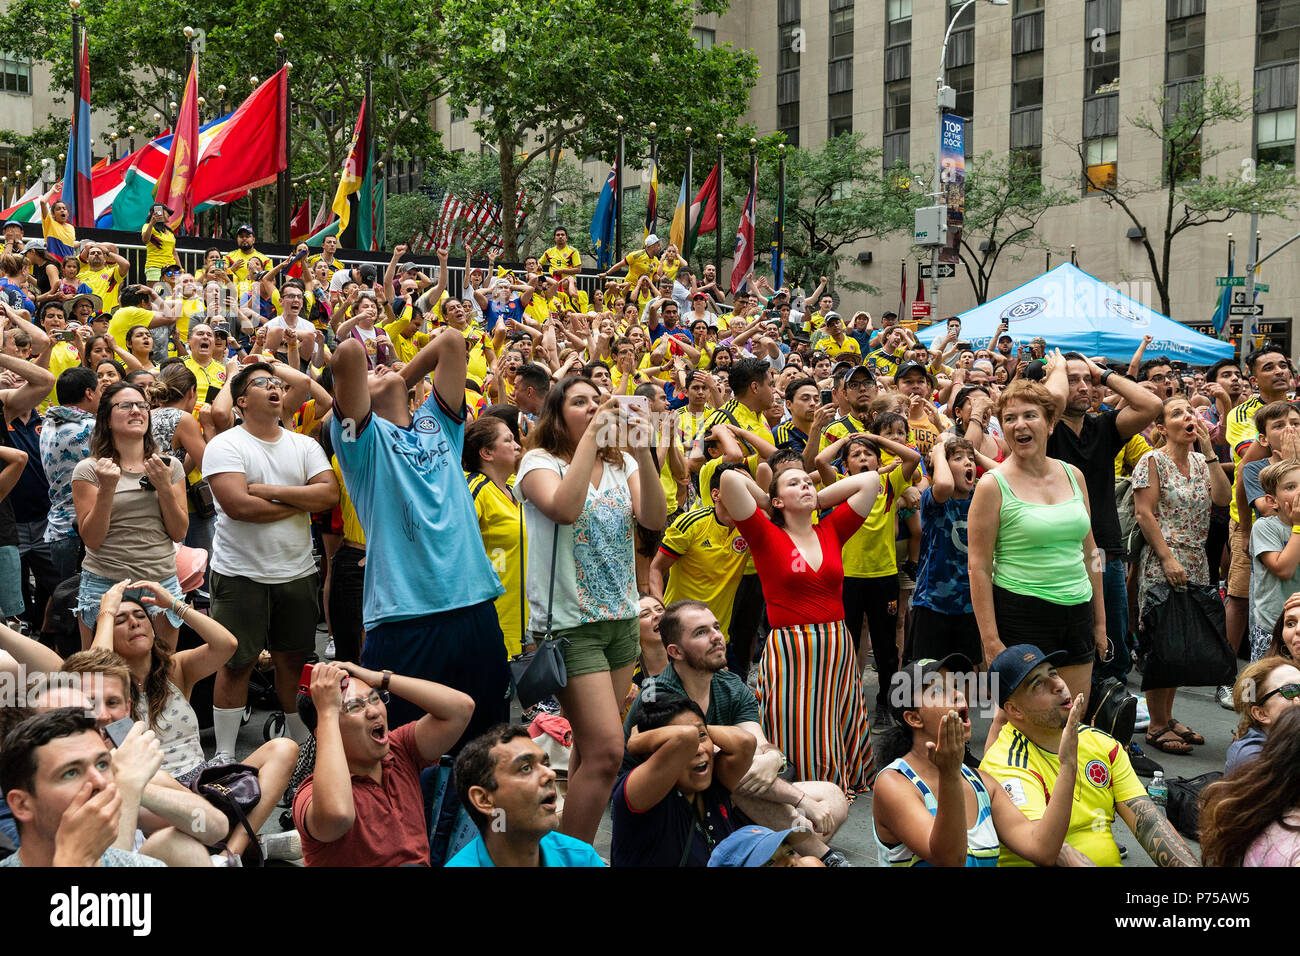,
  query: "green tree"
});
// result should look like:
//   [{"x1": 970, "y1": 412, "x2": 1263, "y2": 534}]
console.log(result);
[
  {"x1": 928, "y1": 151, "x2": 1077, "y2": 304},
  {"x1": 435, "y1": 0, "x2": 758, "y2": 255},
  {"x1": 384, "y1": 190, "x2": 438, "y2": 248},
  {"x1": 1067, "y1": 75, "x2": 1298, "y2": 315}
]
